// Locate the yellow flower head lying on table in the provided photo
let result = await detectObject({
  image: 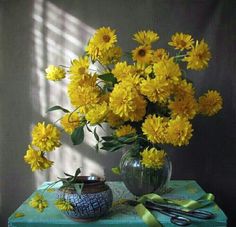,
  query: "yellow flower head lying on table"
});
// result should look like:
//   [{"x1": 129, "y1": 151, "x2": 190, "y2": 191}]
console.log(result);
[
  {"x1": 55, "y1": 199, "x2": 74, "y2": 211},
  {"x1": 29, "y1": 193, "x2": 48, "y2": 212}
]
